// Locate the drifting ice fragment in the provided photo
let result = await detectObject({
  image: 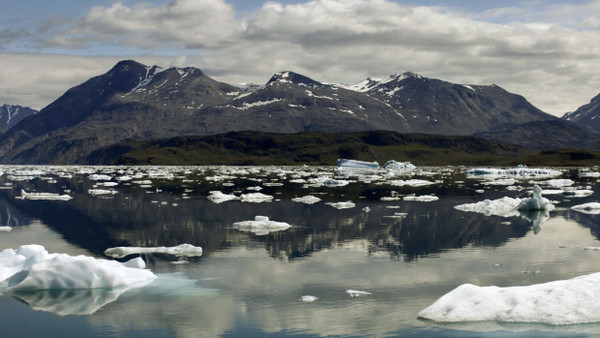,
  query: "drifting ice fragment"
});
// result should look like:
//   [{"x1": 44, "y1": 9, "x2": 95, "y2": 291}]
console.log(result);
[
  {"x1": 291, "y1": 195, "x2": 322, "y2": 205},
  {"x1": 18, "y1": 189, "x2": 72, "y2": 201},
  {"x1": 207, "y1": 191, "x2": 239, "y2": 204},
  {"x1": 571, "y1": 202, "x2": 600, "y2": 214},
  {"x1": 403, "y1": 194, "x2": 439, "y2": 202},
  {"x1": 233, "y1": 216, "x2": 291, "y2": 235},
  {"x1": 301, "y1": 295, "x2": 319, "y2": 302},
  {"x1": 346, "y1": 289, "x2": 372, "y2": 297},
  {"x1": 418, "y1": 271, "x2": 600, "y2": 325},
  {"x1": 239, "y1": 192, "x2": 274, "y2": 203},
  {"x1": 104, "y1": 244, "x2": 203, "y2": 259},
  {"x1": 326, "y1": 201, "x2": 356, "y2": 209},
  {"x1": 0, "y1": 226, "x2": 12, "y2": 232},
  {"x1": 337, "y1": 159, "x2": 379, "y2": 170},
  {"x1": 383, "y1": 160, "x2": 415, "y2": 176}
]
